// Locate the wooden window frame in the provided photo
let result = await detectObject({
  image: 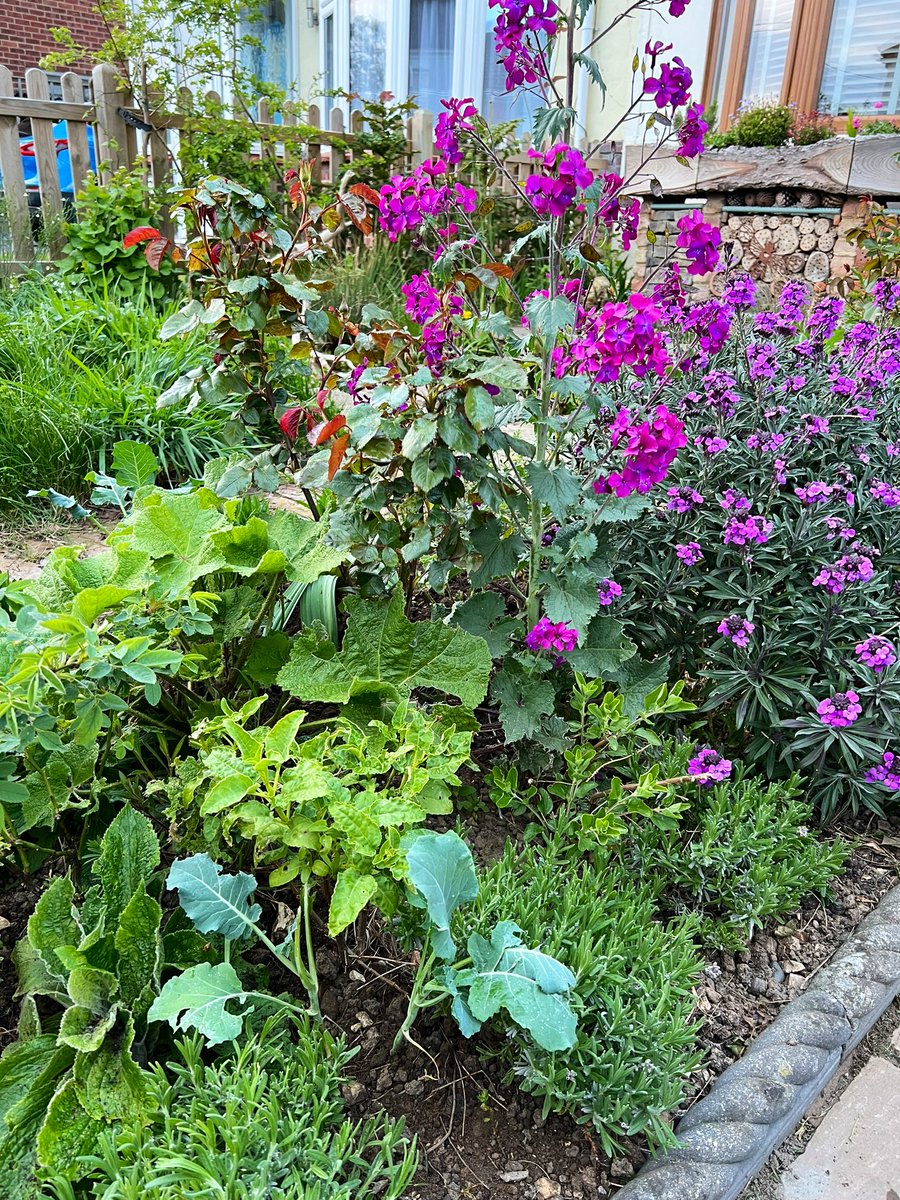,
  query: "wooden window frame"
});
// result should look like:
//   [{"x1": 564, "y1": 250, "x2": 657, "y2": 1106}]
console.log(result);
[{"x1": 703, "y1": 0, "x2": 838, "y2": 128}]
